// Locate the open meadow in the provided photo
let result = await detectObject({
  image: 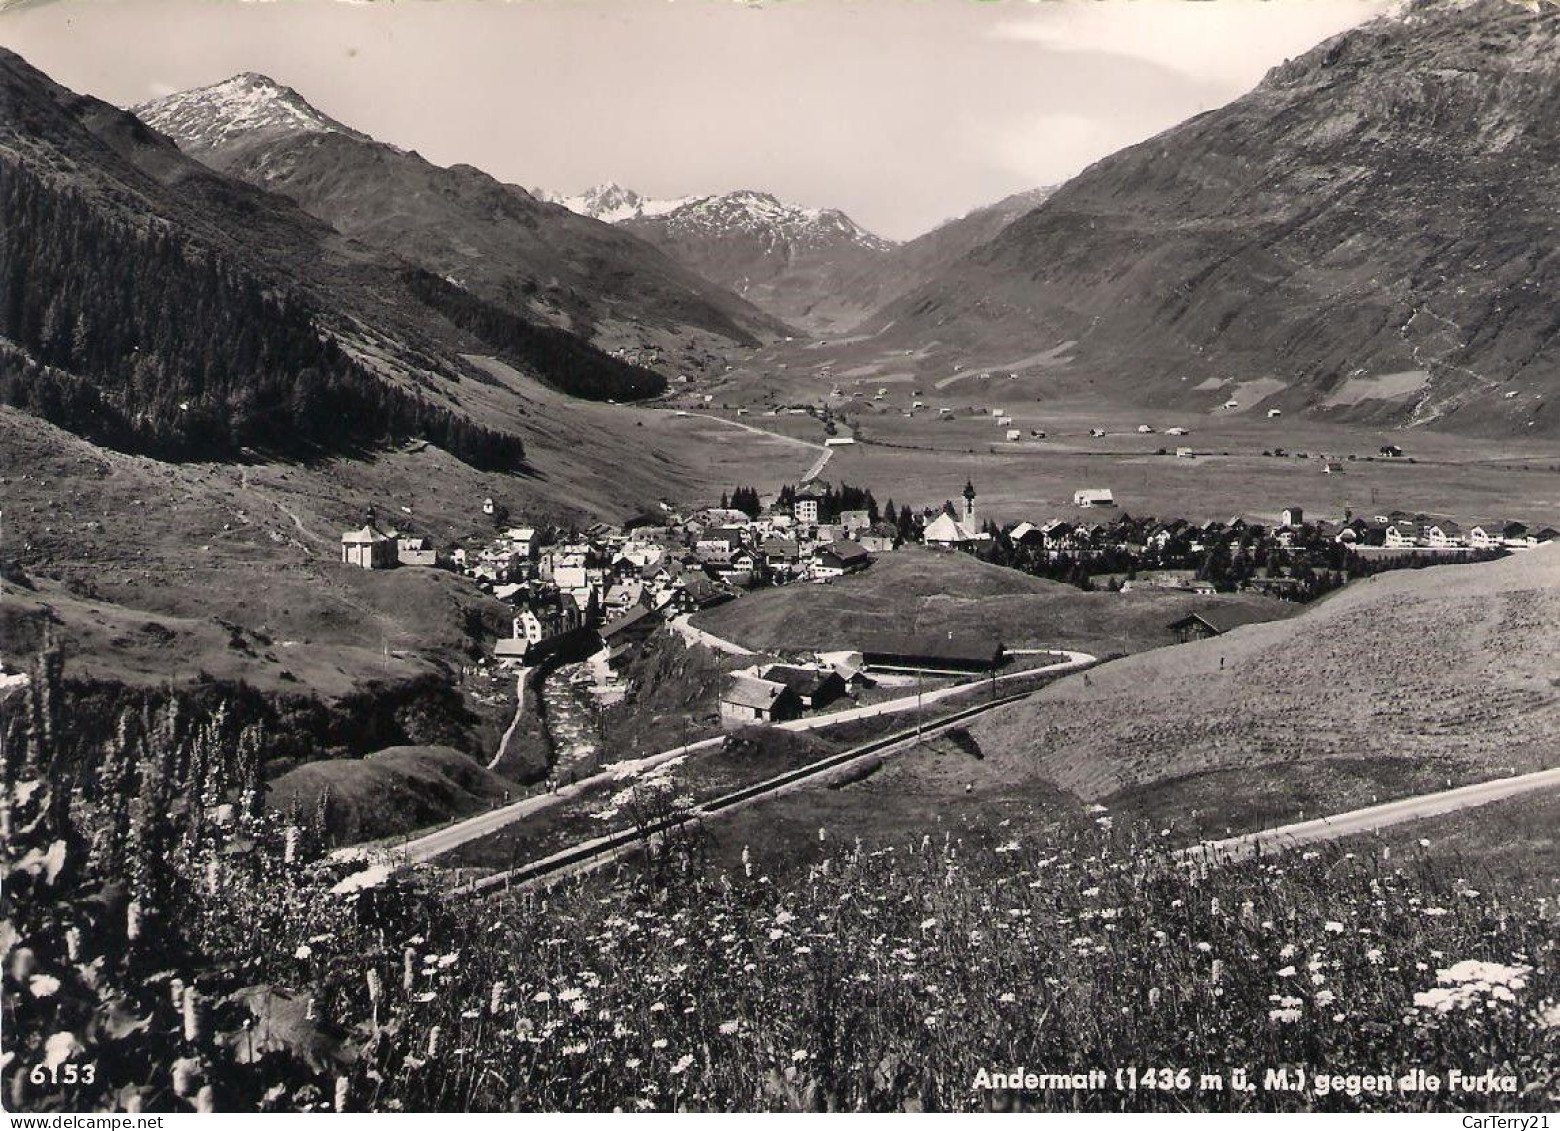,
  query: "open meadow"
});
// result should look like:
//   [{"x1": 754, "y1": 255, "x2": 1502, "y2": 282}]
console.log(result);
[
  {"x1": 966, "y1": 545, "x2": 1560, "y2": 829},
  {"x1": 691, "y1": 546, "x2": 1294, "y2": 658},
  {"x1": 684, "y1": 351, "x2": 1560, "y2": 529},
  {"x1": 0, "y1": 378, "x2": 819, "y2": 758},
  {"x1": 1354, "y1": 786, "x2": 1560, "y2": 902},
  {"x1": 15, "y1": 665, "x2": 1559, "y2": 1113}
]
